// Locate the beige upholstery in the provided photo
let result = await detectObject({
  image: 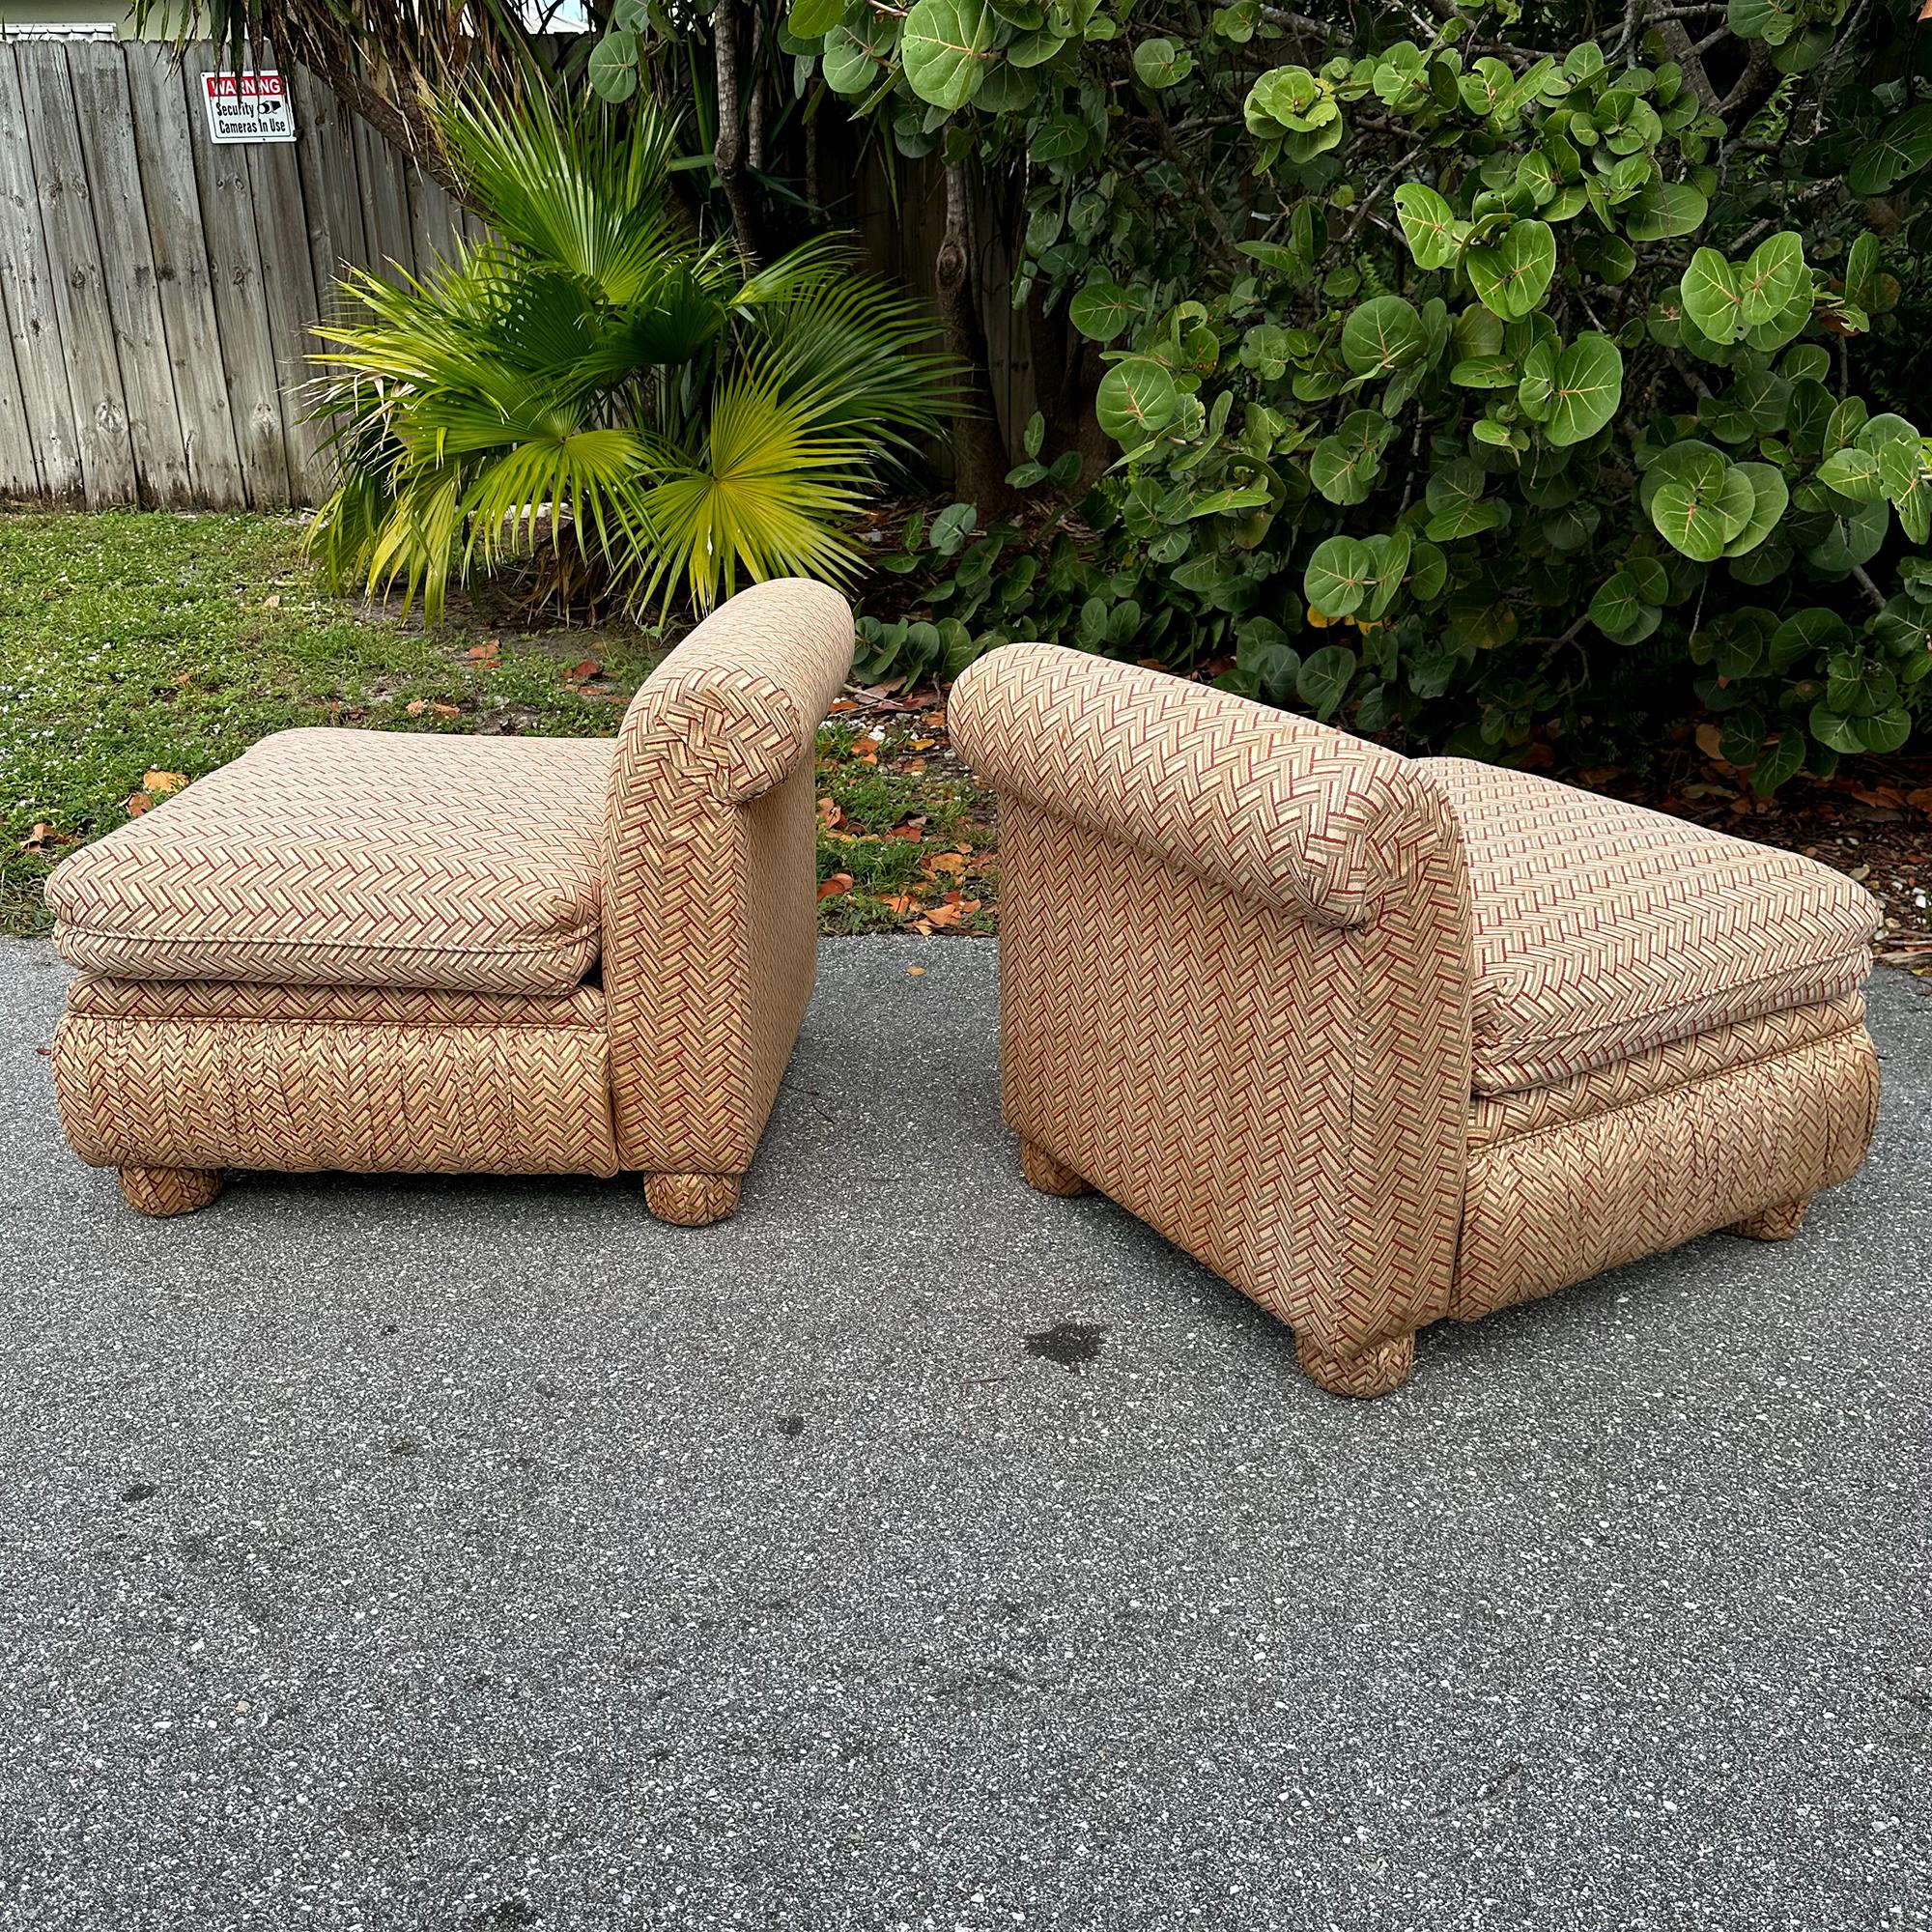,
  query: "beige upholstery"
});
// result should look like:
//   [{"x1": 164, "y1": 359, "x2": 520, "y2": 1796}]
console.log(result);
[
  {"x1": 951, "y1": 642, "x2": 1882, "y2": 1399},
  {"x1": 45, "y1": 579, "x2": 855, "y2": 1225},
  {"x1": 1423, "y1": 757, "x2": 1878, "y2": 1093},
  {"x1": 47, "y1": 731, "x2": 614, "y2": 993}
]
